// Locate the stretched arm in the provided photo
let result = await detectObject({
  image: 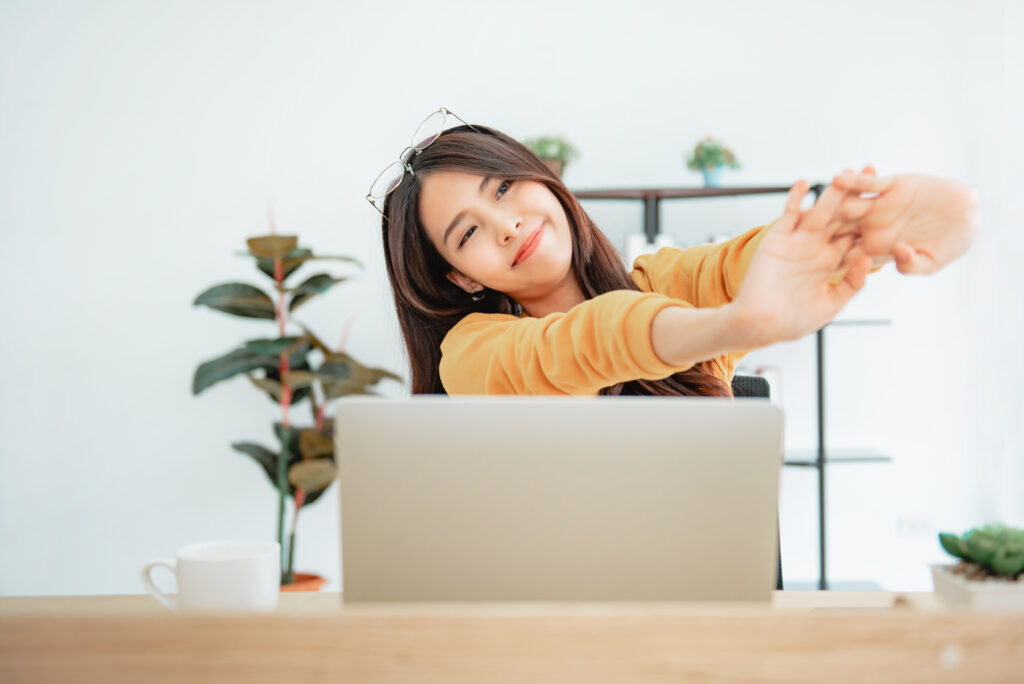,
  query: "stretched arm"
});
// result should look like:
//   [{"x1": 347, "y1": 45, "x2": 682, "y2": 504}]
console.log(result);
[
  {"x1": 615, "y1": 179, "x2": 879, "y2": 368},
  {"x1": 440, "y1": 291, "x2": 744, "y2": 395}
]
